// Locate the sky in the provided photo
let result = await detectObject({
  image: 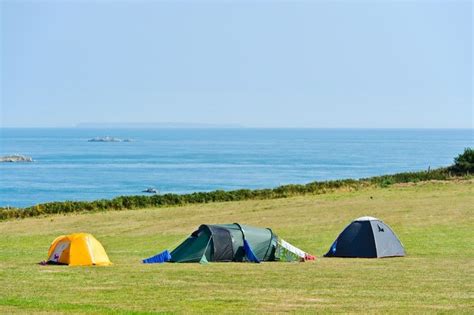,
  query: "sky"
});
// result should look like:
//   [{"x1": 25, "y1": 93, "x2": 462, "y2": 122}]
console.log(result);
[{"x1": 0, "y1": 0, "x2": 472, "y2": 128}]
